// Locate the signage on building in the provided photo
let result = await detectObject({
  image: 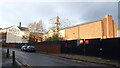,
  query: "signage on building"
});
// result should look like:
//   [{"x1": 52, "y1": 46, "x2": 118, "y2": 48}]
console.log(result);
[
  {"x1": 79, "y1": 39, "x2": 89, "y2": 44},
  {"x1": 80, "y1": 40, "x2": 84, "y2": 44},
  {"x1": 85, "y1": 40, "x2": 89, "y2": 44}
]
